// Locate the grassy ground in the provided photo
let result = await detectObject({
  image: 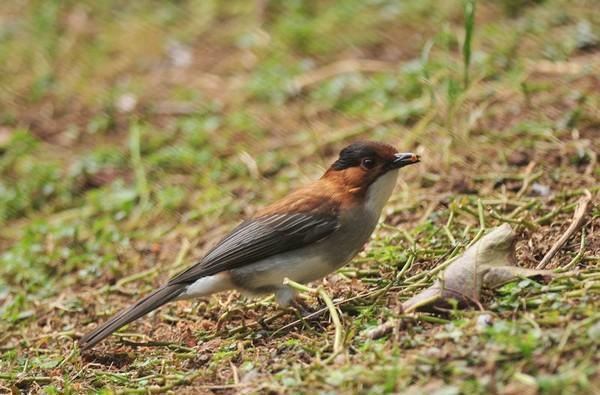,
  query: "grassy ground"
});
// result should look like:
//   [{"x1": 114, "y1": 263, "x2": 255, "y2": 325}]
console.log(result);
[{"x1": 0, "y1": 0, "x2": 599, "y2": 393}]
